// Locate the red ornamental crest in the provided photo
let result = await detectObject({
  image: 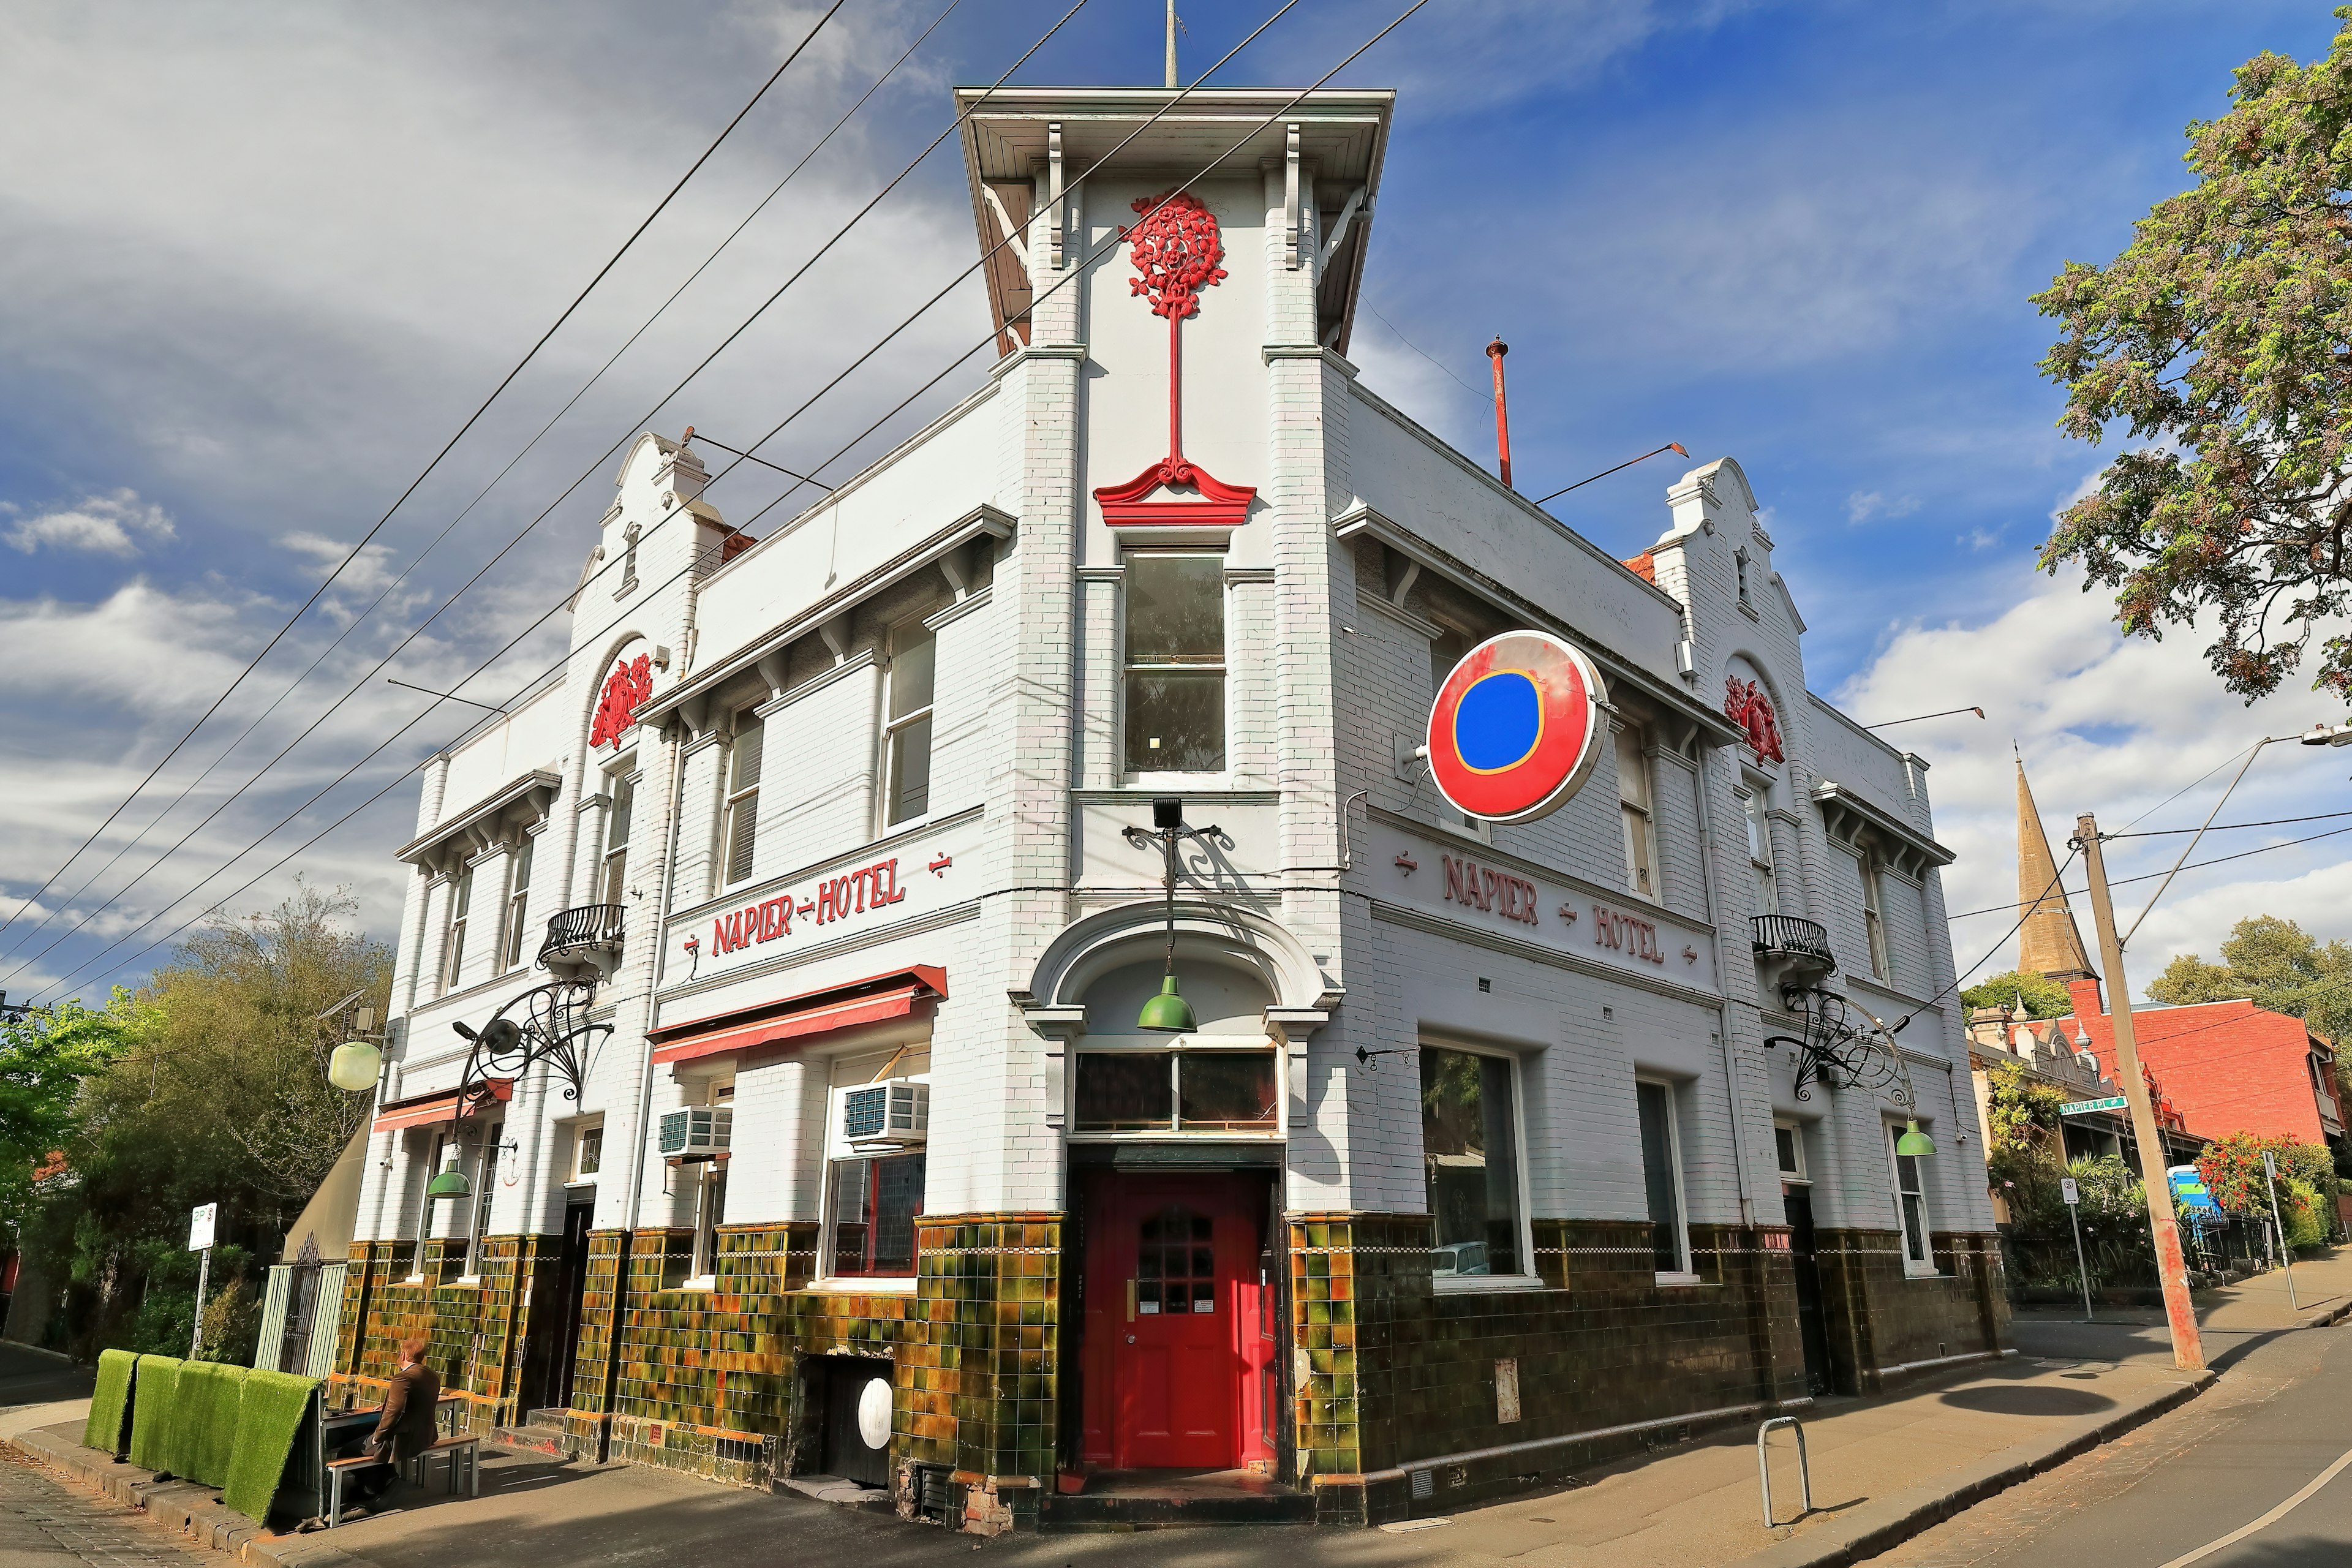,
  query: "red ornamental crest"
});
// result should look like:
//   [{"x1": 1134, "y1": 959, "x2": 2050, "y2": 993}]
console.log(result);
[
  {"x1": 1724, "y1": 677, "x2": 1785, "y2": 765},
  {"x1": 1122, "y1": 191, "x2": 1226, "y2": 320},
  {"x1": 590, "y1": 654, "x2": 654, "y2": 750}
]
